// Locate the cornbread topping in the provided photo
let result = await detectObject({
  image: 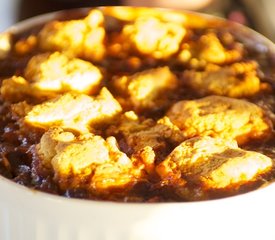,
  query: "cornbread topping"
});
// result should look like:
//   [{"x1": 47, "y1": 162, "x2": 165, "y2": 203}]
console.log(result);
[{"x1": 0, "y1": 7, "x2": 274, "y2": 202}]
